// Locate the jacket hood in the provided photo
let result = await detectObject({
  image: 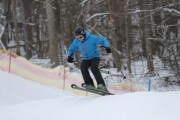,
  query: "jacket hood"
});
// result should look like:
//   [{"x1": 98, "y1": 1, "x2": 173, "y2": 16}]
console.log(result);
[{"x1": 82, "y1": 31, "x2": 91, "y2": 42}]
